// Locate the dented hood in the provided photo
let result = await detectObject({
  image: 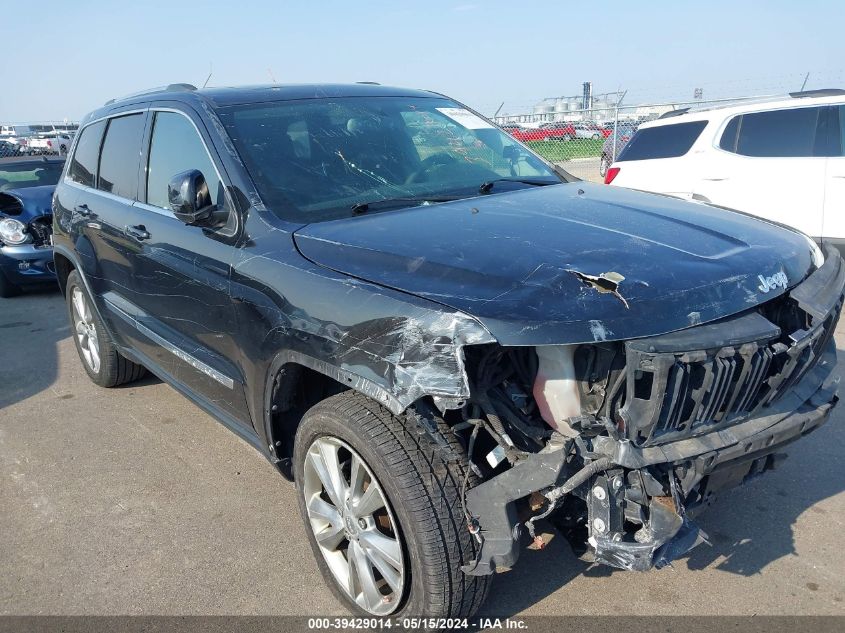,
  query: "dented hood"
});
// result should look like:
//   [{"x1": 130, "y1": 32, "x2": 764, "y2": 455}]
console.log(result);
[
  {"x1": 293, "y1": 183, "x2": 816, "y2": 345},
  {"x1": 0, "y1": 185, "x2": 55, "y2": 221}
]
